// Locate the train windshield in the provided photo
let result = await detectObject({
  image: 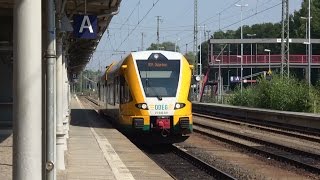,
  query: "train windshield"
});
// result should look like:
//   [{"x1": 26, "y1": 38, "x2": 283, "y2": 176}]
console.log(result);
[{"x1": 137, "y1": 60, "x2": 180, "y2": 98}]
